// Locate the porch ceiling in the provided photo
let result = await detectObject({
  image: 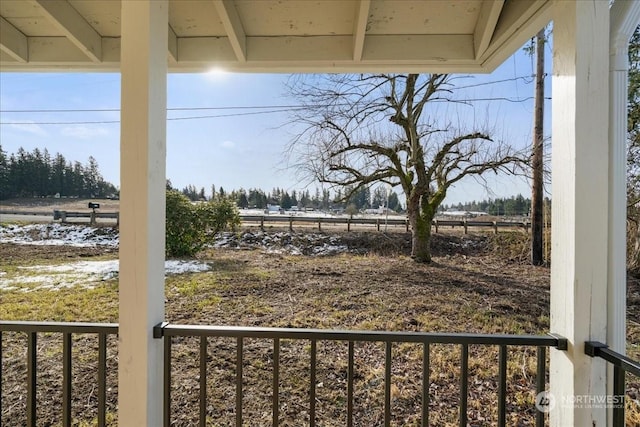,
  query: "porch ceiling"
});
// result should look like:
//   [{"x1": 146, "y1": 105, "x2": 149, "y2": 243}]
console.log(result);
[{"x1": 0, "y1": 0, "x2": 551, "y2": 73}]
